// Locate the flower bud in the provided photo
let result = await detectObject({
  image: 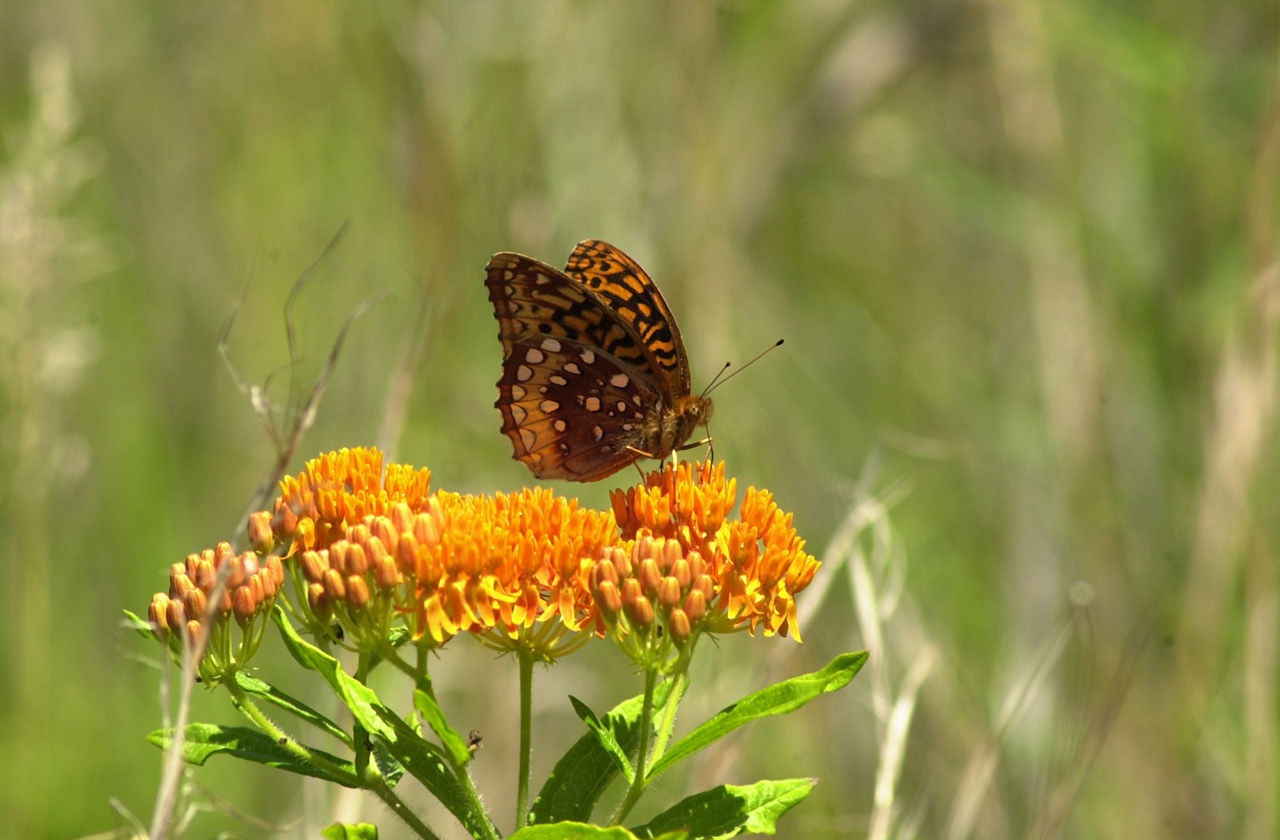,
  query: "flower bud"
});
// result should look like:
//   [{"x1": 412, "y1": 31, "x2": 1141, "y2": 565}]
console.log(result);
[
  {"x1": 301, "y1": 549, "x2": 328, "y2": 582},
  {"x1": 165, "y1": 598, "x2": 187, "y2": 634},
  {"x1": 595, "y1": 580, "x2": 622, "y2": 619},
  {"x1": 376, "y1": 555, "x2": 399, "y2": 589},
  {"x1": 346, "y1": 575, "x2": 370, "y2": 609},
  {"x1": 657, "y1": 576, "x2": 682, "y2": 610},
  {"x1": 625, "y1": 592, "x2": 654, "y2": 628},
  {"x1": 307, "y1": 581, "x2": 329, "y2": 614},
  {"x1": 324, "y1": 568, "x2": 346, "y2": 601},
  {"x1": 345, "y1": 542, "x2": 369, "y2": 576},
  {"x1": 667, "y1": 607, "x2": 692, "y2": 644},
  {"x1": 638, "y1": 557, "x2": 662, "y2": 598},
  {"x1": 149, "y1": 593, "x2": 171, "y2": 634},
  {"x1": 683, "y1": 588, "x2": 706, "y2": 623},
  {"x1": 233, "y1": 585, "x2": 256, "y2": 623},
  {"x1": 247, "y1": 510, "x2": 275, "y2": 552}
]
